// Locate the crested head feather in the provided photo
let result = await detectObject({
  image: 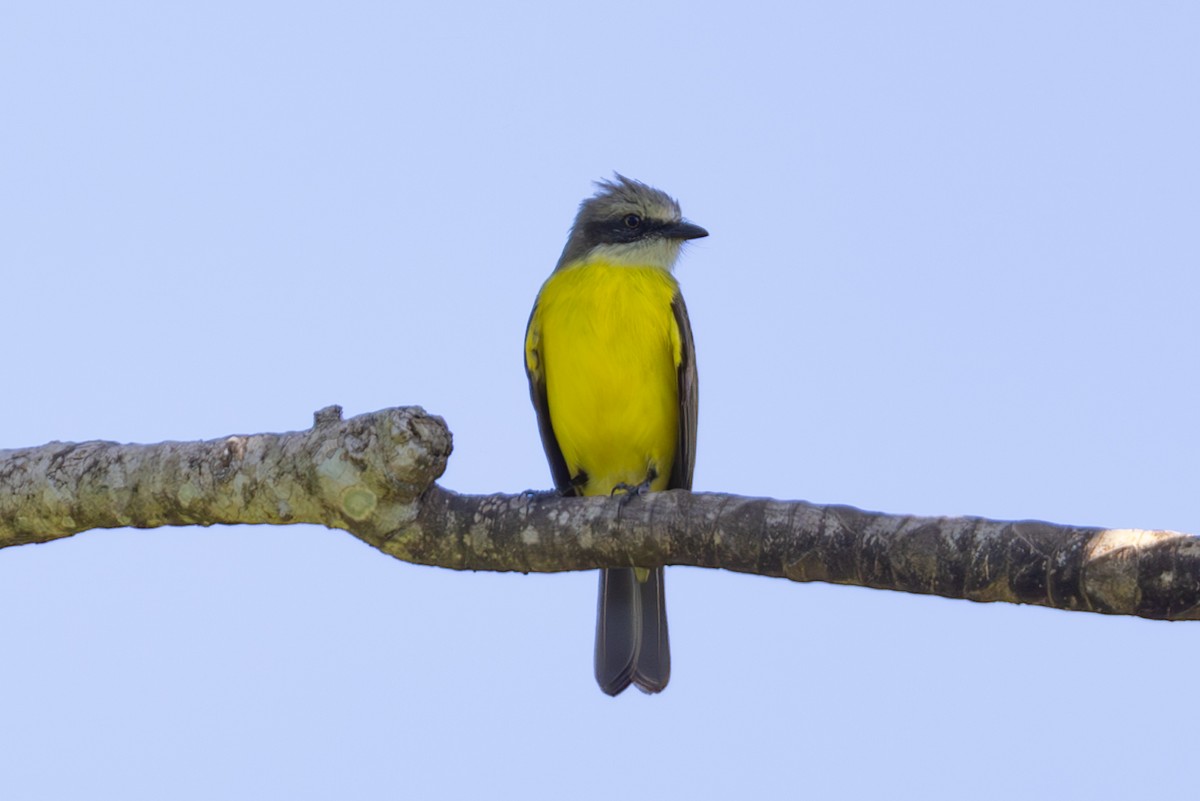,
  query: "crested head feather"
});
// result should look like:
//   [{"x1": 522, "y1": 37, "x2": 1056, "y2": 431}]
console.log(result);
[
  {"x1": 555, "y1": 174, "x2": 691, "y2": 271},
  {"x1": 586, "y1": 174, "x2": 682, "y2": 223}
]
